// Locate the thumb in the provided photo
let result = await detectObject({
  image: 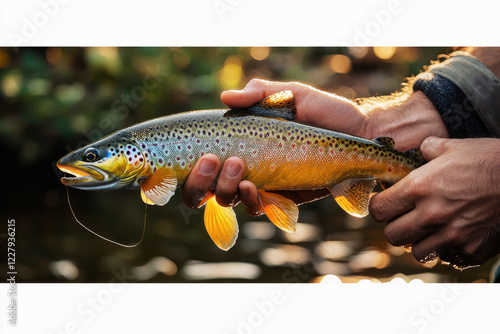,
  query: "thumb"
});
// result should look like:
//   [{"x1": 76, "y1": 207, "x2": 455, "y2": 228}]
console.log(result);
[
  {"x1": 220, "y1": 79, "x2": 270, "y2": 109},
  {"x1": 420, "y1": 136, "x2": 450, "y2": 161}
]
